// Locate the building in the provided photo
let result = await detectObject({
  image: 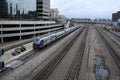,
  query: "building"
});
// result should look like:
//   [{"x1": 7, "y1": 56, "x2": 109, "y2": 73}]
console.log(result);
[
  {"x1": 94, "y1": 18, "x2": 111, "y2": 24},
  {"x1": 58, "y1": 15, "x2": 68, "y2": 24},
  {"x1": 0, "y1": 0, "x2": 36, "y2": 19},
  {"x1": 50, "y1": 8, "x2": 59, "y2": 19},
  {"x1": 0, "y1": 0, "x2": 65, "y2": 43},
  {"x1": 0, "y1": 0, "x2": 51, "y2": 20},
  {"x1": 0, "y1": 21, "x2": 64, "y2": 43},
  {"x1": 112, "y1": 11, "x2": 120, "y2": 22},
  {"x1": 0, "y1": 0, "x2": 8, "y2": 18},
  {"x1": 72, "y1": 18, "x2": 93, "y2": 24},
  {"x1": 36, "y1": 0, "x2": 50, "y2": 19}
]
